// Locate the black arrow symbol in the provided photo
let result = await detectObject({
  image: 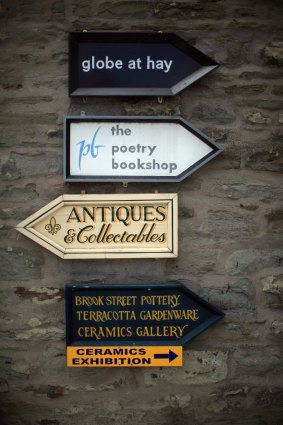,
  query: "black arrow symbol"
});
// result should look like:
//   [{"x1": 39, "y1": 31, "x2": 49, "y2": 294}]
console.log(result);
[{"x1": 154, "y1": 349, "x2": 178, "y2": 363}]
